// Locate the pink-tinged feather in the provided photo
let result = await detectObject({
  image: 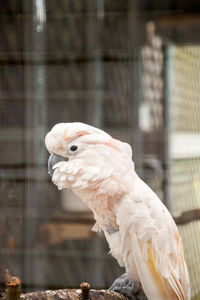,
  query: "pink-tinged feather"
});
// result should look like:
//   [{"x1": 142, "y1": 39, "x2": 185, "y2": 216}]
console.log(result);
[{"x1": 45, "y1": 122, "x2": 191, "y2": 300}]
